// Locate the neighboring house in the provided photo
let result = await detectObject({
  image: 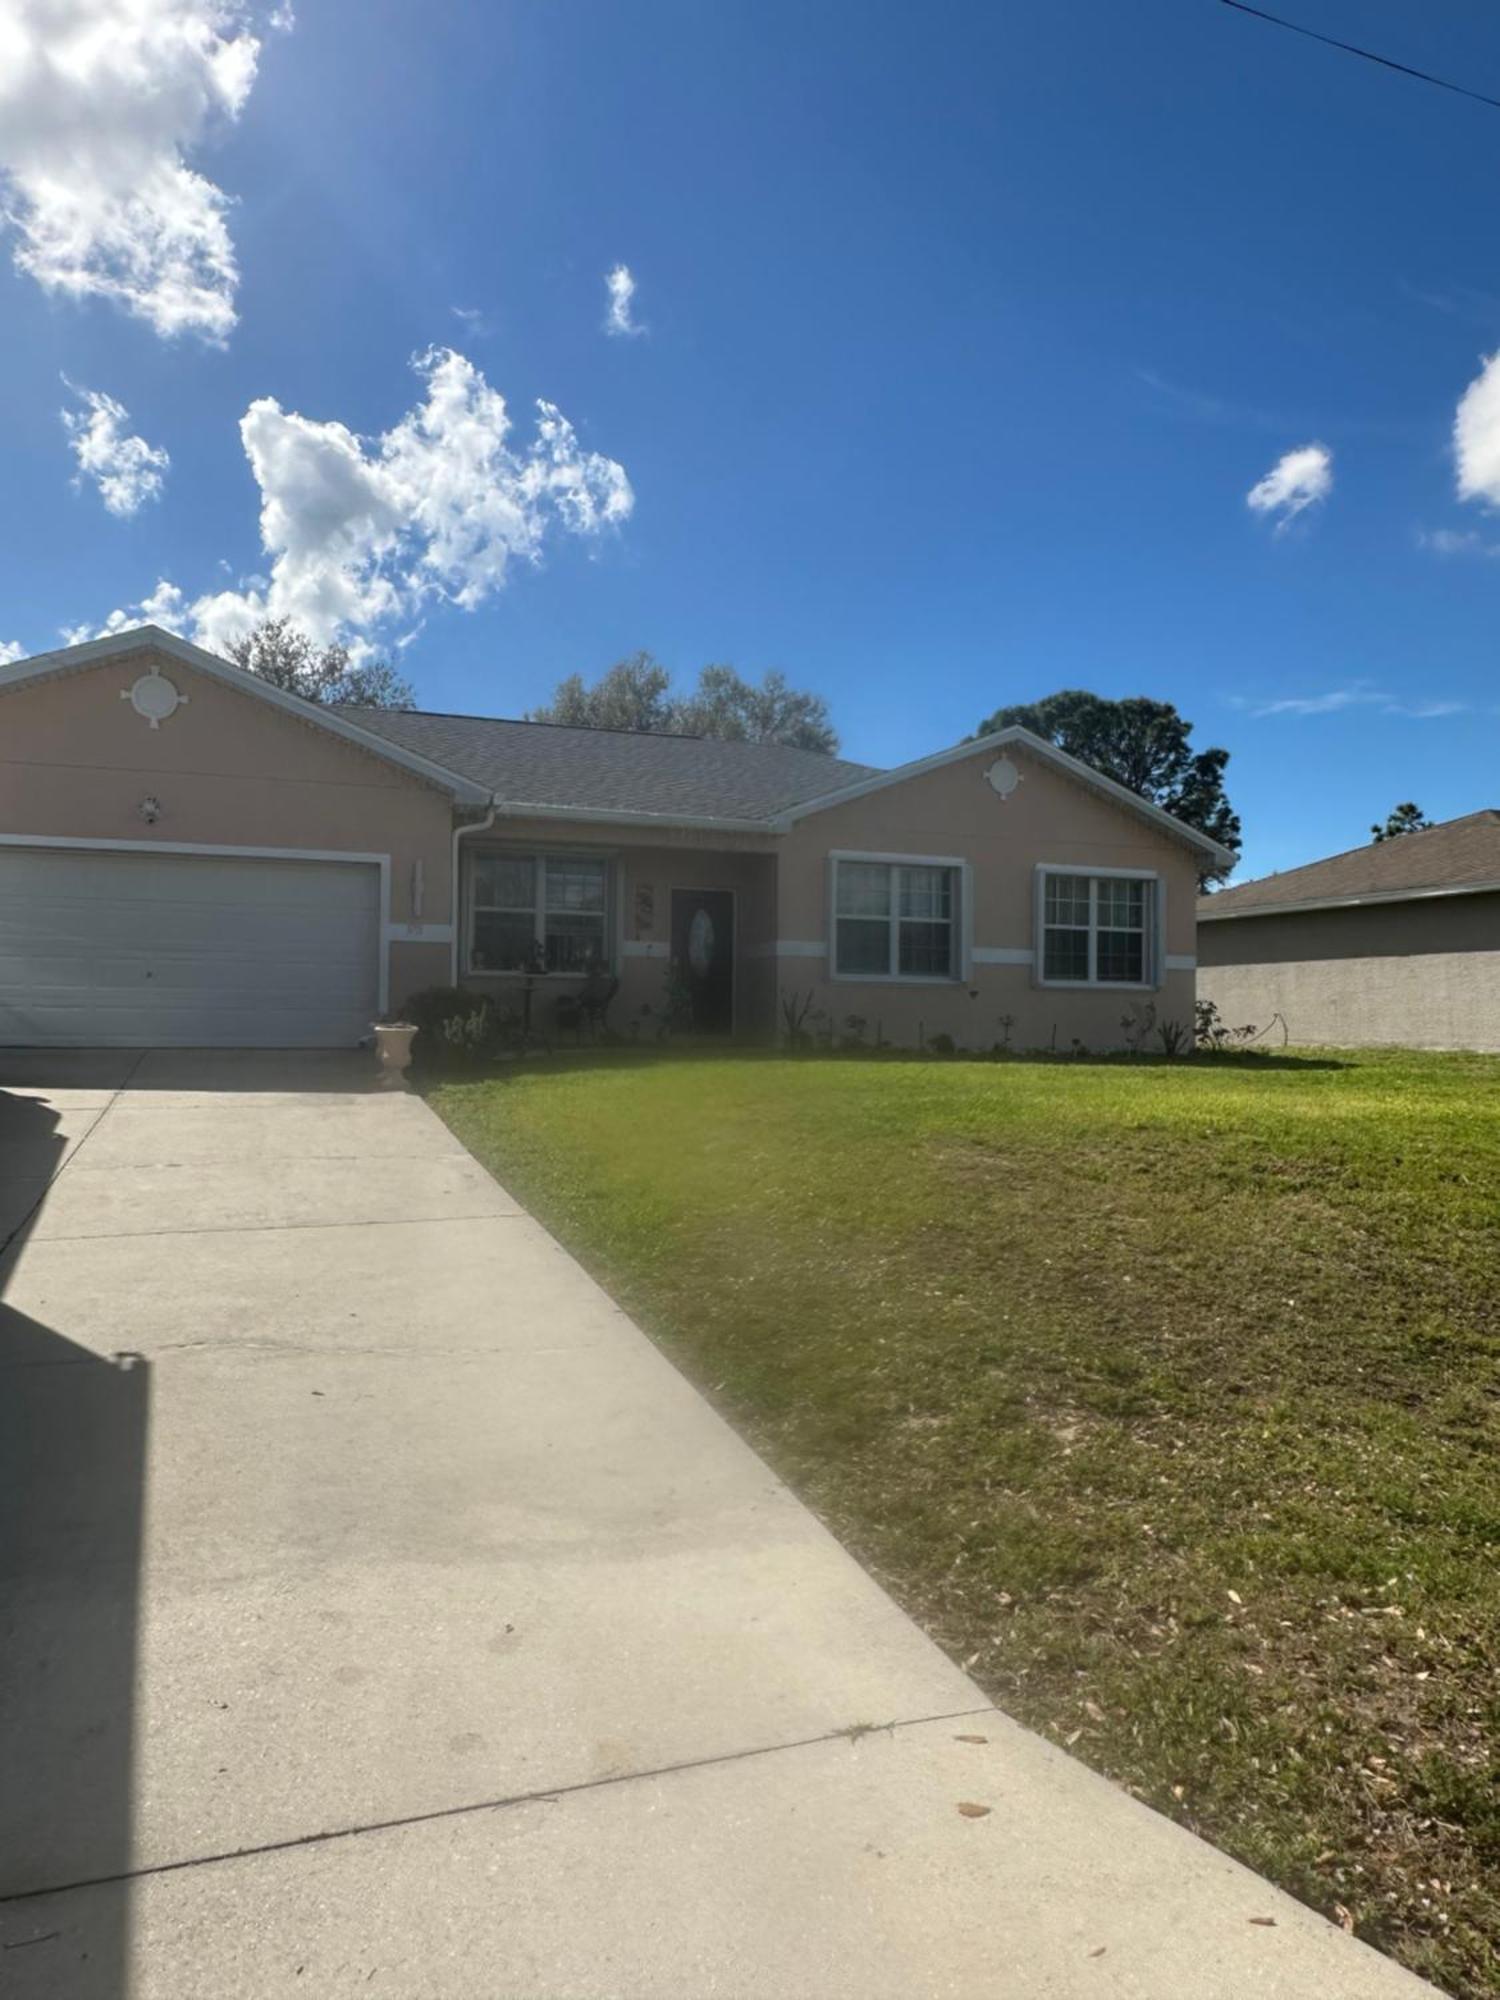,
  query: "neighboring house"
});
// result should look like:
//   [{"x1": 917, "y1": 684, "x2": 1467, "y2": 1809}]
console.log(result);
[
  {"x1": 0, "y1": 627, "x2": 1227, "y2": 1049},
  {"x1": 1198, "y1": 810, "x2": 1500, "y2": 1051}
]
